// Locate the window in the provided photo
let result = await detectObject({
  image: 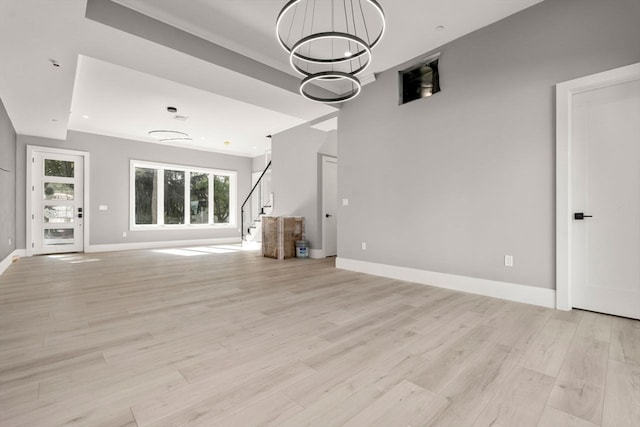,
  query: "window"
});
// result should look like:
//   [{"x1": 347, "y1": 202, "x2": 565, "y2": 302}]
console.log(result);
[
  {"x1": 399, "y1": 53, "x2": 441, "y2": 105},
  {"x1": 214, "y1": 175, "x2": 230, "y2": 223},
  {"x1": 134, "y1": 167, "x2": 158, "y2": 224},
  {"x1": 131, "y1": 161, "x2": 237, "y2": 229},
  {"x1": 164, "y1": 169, "x2": 185, "y2": 224},
  {"x1": 190, "y1": 172, "x2": 209, "y2": 224}
]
